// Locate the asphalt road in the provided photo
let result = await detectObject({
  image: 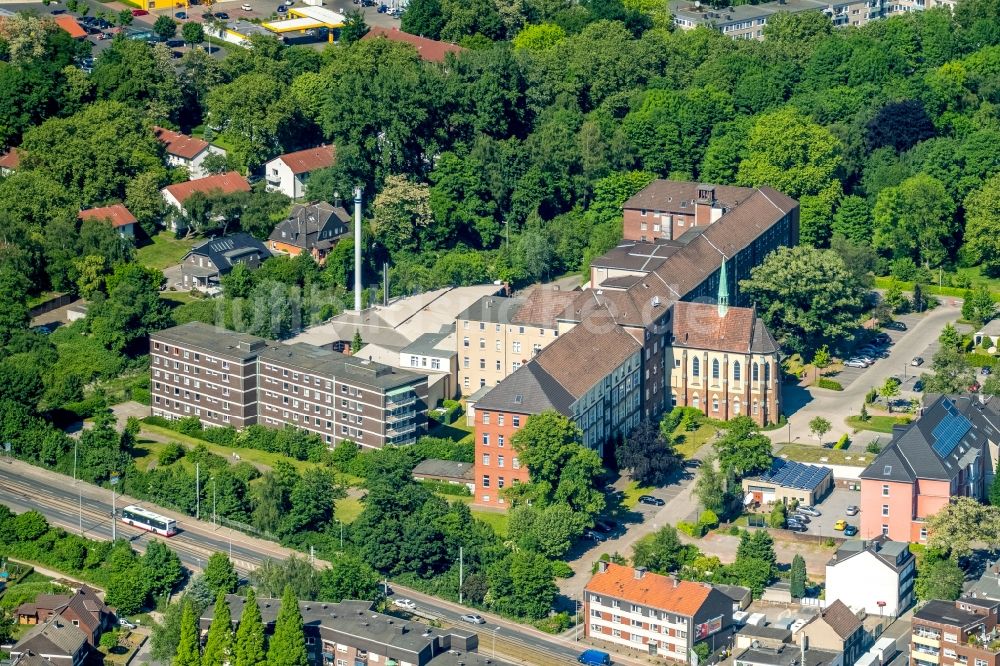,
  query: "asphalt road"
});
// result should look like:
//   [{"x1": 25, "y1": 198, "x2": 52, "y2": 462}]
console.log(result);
[{"x1": 0, "y1": 458, "x2": 654, "y2": 666}]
